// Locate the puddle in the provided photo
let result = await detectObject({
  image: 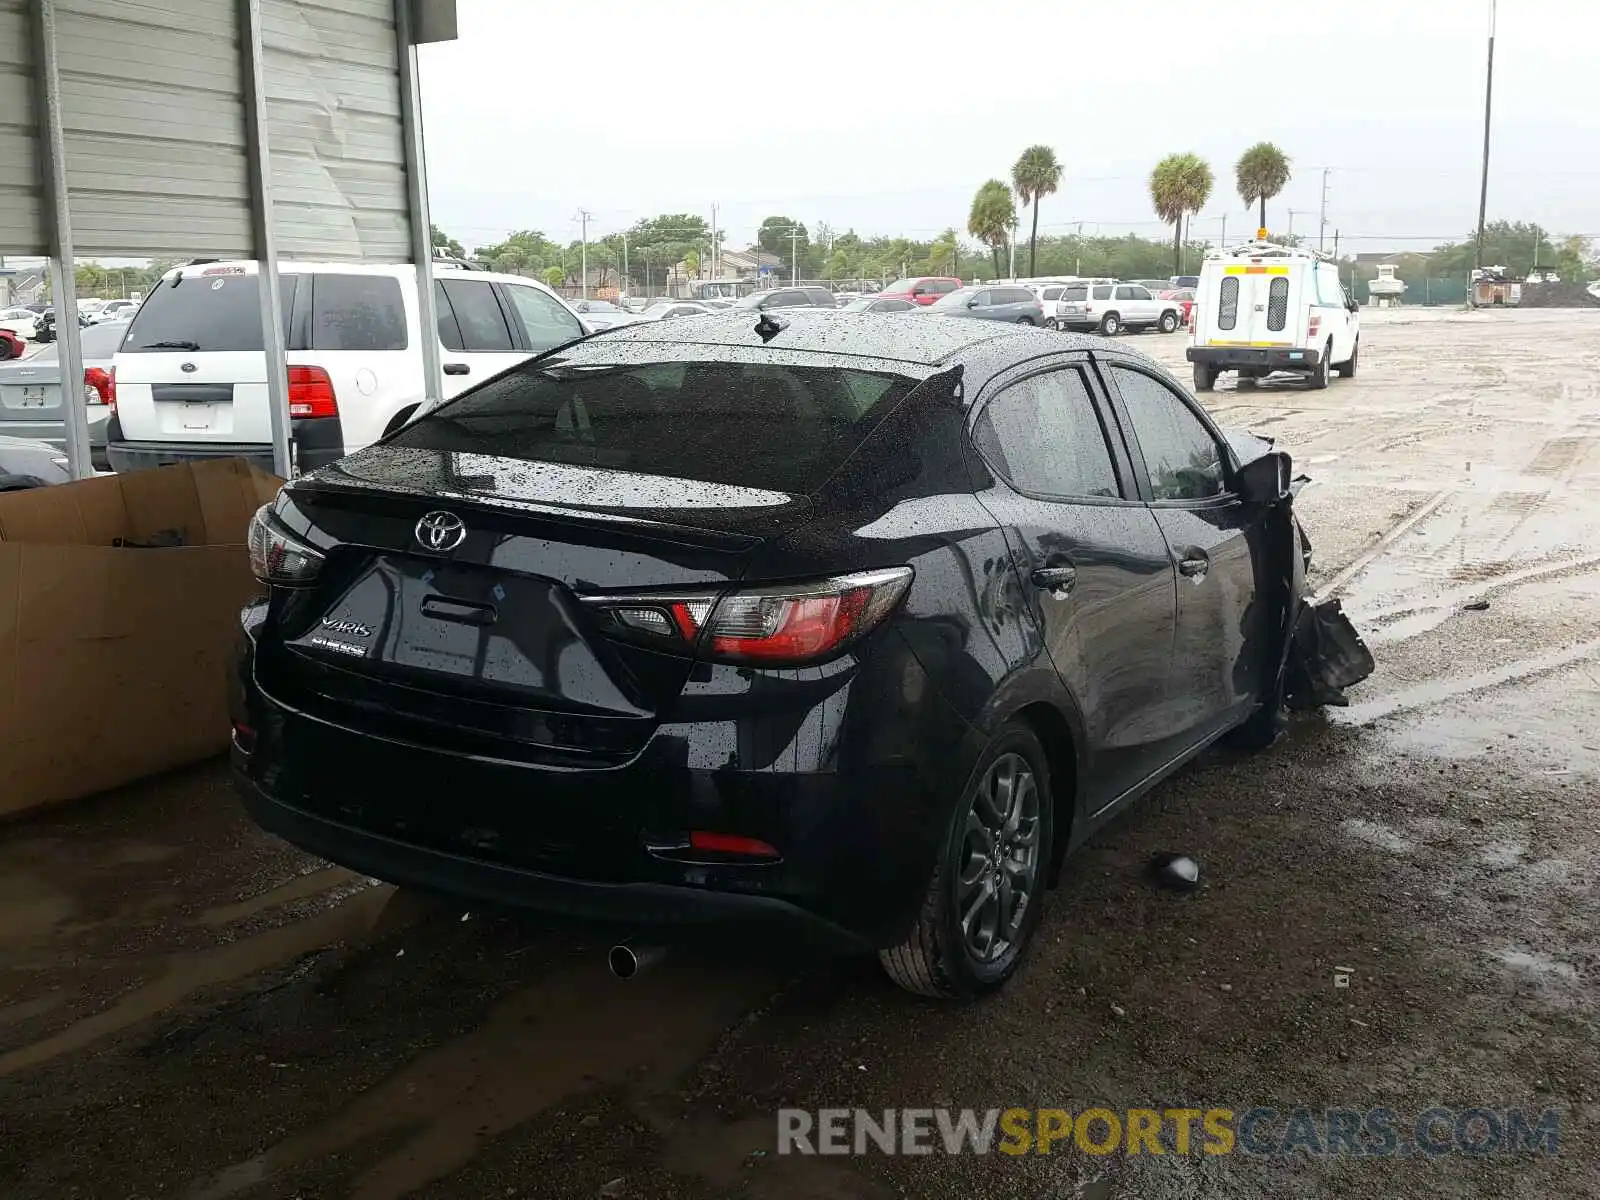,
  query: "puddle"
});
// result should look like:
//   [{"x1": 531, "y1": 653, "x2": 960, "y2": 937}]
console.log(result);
[
  {"x1": 1339, "y1": 818, "x2": 1413, "y2": 855},
  {"x1": 1496, "y1": 949, "x2": 1580, "y2": 982},
  {"x1": 0, "y1": 883, "x2": 390, "y2": 1078},
  {"x1": 0, "y1": 875, "x2": 75, "y2": 947},
  {"x1": 1481, "y1": 842, "x2": 1526, "y2": 870},
  {"x1": 189, "y1": 958, "x2": 768, "y2": 1200},
  {"x1": 199, "y1": 865, "x2": 363, "y2": 928}
]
